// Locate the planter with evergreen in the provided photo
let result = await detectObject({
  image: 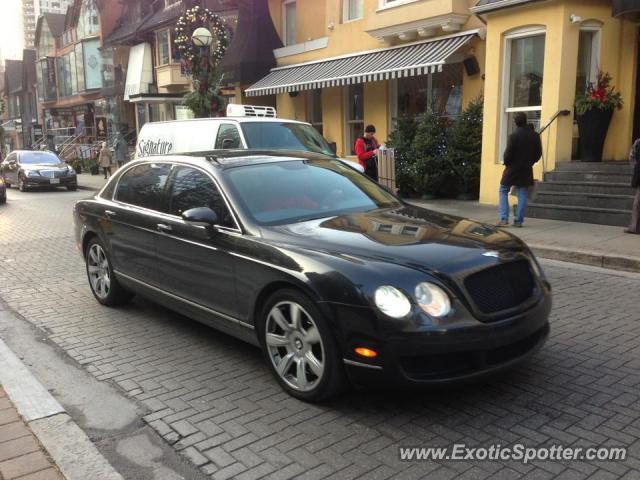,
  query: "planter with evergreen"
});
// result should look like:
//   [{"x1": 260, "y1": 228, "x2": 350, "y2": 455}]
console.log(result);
[{"x1": 575, "y1": 71, "x2": 623, "y2": 162}]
